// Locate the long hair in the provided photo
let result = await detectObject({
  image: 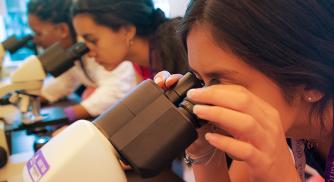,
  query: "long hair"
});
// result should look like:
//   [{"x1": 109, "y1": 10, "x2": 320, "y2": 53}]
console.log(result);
[{"x1": 71, "y1": 0, "x2": 168, "y2": 37}]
